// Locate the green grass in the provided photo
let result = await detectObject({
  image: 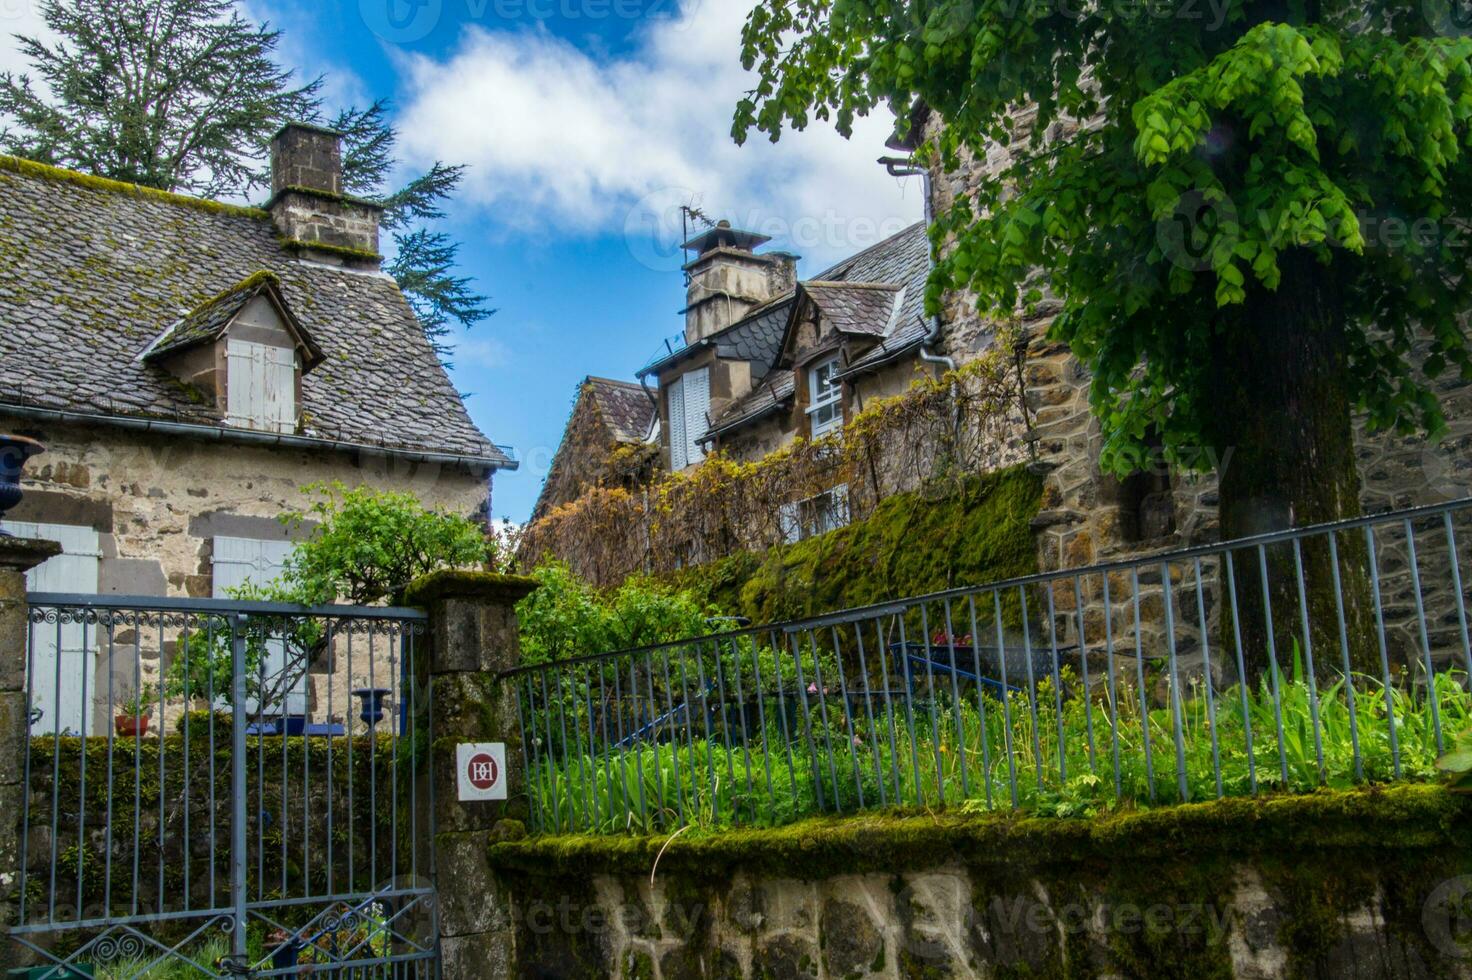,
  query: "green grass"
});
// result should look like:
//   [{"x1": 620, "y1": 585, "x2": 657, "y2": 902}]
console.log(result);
[{"x1": 527, "y1": 658, "x2": 1472, "y2": 835}]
